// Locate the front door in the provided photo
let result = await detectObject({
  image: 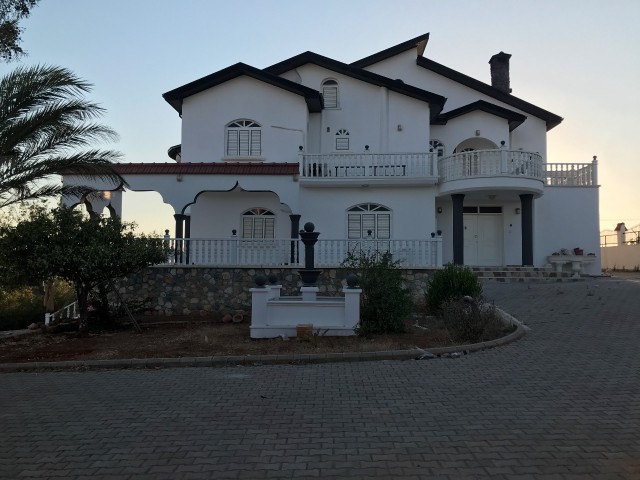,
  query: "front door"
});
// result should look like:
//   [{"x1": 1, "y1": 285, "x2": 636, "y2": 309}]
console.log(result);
[{"x1": 463, "y1": 207, "x2": 503, "y2": 266}]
